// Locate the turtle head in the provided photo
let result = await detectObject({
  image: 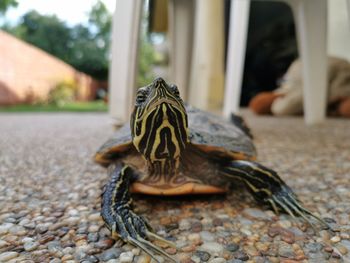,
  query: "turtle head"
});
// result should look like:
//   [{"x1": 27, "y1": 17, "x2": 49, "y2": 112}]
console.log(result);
[{"x1": 131, "y1": 77, "x2": 189, "y2": 161}]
